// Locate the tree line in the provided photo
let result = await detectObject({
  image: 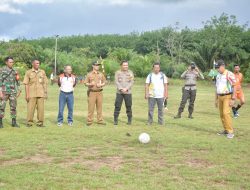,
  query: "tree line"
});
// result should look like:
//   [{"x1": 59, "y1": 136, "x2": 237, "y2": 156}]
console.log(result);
[{"x1": 0, "y1": 13, "x2": 250, "y2": 81}]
